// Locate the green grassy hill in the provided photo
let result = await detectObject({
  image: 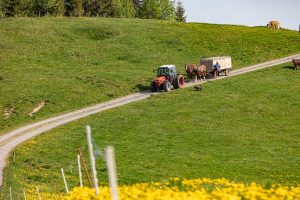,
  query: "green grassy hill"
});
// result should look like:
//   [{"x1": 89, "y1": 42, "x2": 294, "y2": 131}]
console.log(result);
[
  {"x1": 2, "y1": 63, "x2": 300, "y2": 199},
  {"x1": 1, "y1": 17, "x2": 300, "y2": 132}
]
